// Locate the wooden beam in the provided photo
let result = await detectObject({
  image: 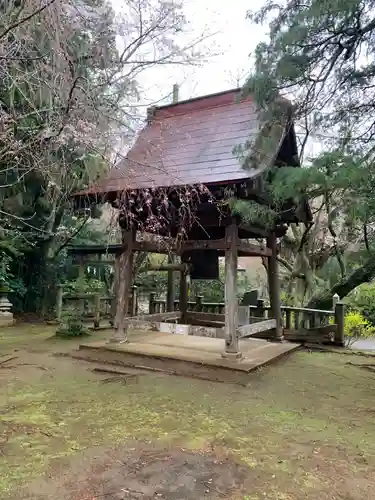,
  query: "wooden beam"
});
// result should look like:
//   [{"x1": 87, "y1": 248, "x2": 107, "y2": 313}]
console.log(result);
[
  {"x1": 238, "y1": 319, "x2": 277, "y2": 338},
  {"x1": 147, "y1": 263, "x2": 190, "y2": 272},
  {"x1": 237, "y1": 241, "x2": 271, "y2": 257},
  {"x1": 83, "y1": 260, "x2": 115, "y2": 265},
  {"x1": 132, "y1": 238, "x2": 228, "y2": 253},
  {"x1": 110, "y1": 255, "x2": 120, "y2": 326},
  {"x1": 267, "y1": 233, "x2": 283, "y2": 341},
  {"x1": 186, "y1": 311, "x2": 225, "y2": 323},
  {"x1": 68, "y1": 244, "x2": 122, "y2": 255},
  {"x1": 179, "y1": 239, "x2": 227, "y2": 252},
  {"x1": 132, "y1": 240, "x2": 172, "y2": 254},
  {"x1": 110, "y1": 228, "x2": 135, "y2": 343},
  {"x1": 222, "y1": 221, "x2": 241, "y2": 358},
  {"x1": 133, "y1": 238, "x2": 271, "y2": 257},
  {"x1": 239, "y1": 223, "x2": 269, "y2": 238},
  {"x1": 125, "y1": 311, "x2": 181, "y2": 324},
  {"x1": 179, "y1": 268, "x2": 189, "y2": 324}
]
